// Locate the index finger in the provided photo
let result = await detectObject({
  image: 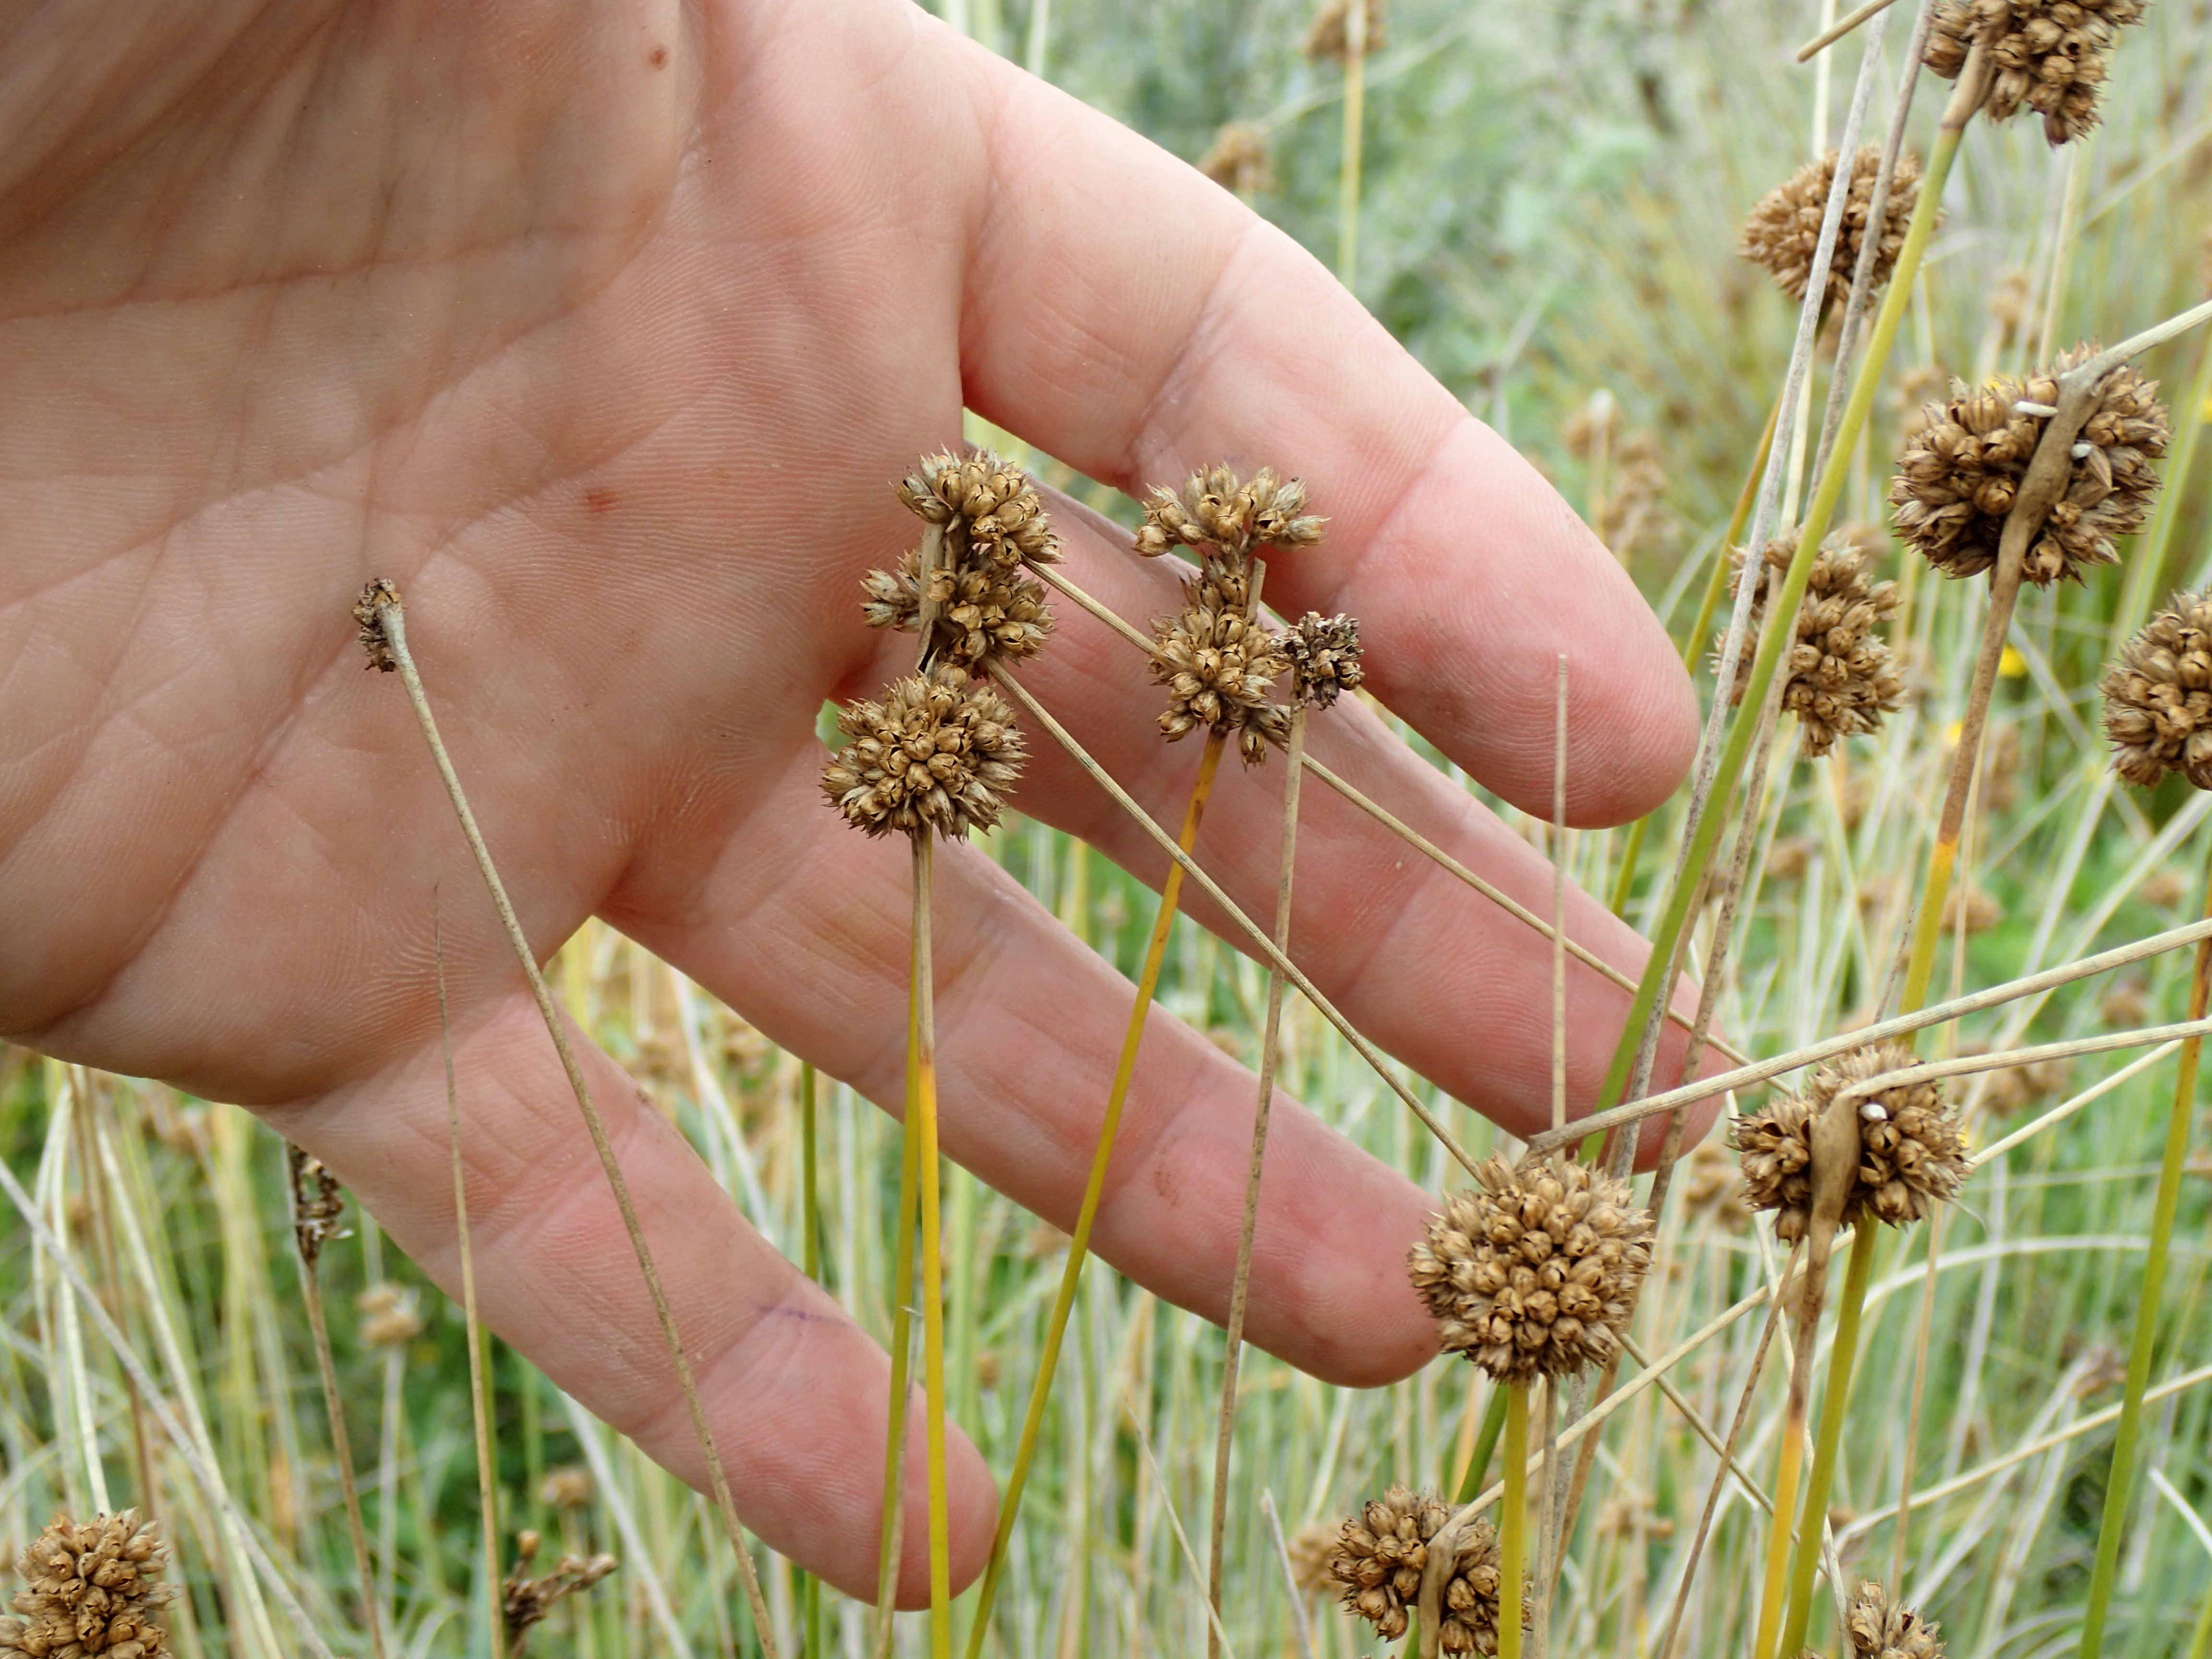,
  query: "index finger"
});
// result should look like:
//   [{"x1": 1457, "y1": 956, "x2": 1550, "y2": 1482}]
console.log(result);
[{"x1": 946, "y1": 34, "x2": 1698, "y2": 826}]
